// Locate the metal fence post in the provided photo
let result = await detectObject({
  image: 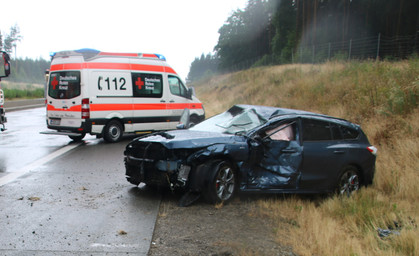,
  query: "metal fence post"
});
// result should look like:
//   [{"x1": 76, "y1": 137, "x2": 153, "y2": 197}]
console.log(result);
[
  {"x1": 348, "y1": 39, "x2": 352, "y2": 60},
  {"x1": 376, "y1": 33, "x2": 381, "y2": 60},
  {"x1": 300, "y1": 47, "x2": 302, "y2": 62},
  {"x1": 328, "y1": 43, "x2": 331, "y2": 60}
]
